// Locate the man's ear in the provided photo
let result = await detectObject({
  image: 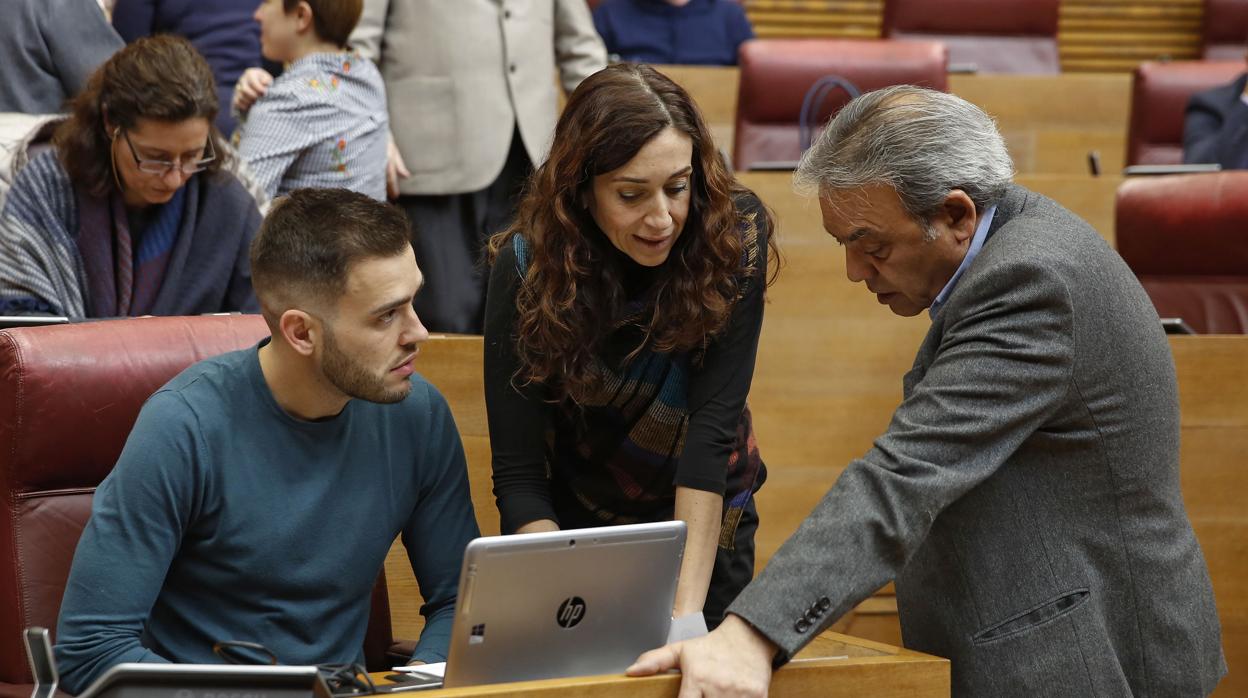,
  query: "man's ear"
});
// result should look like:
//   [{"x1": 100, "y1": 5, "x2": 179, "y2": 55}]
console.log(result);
[
  {"x1": 941, "y1": 189, "x2": 978, "y2": 244},
  {"x1": 277, "y1": 308, "x2": 320, "y2": 357}
]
